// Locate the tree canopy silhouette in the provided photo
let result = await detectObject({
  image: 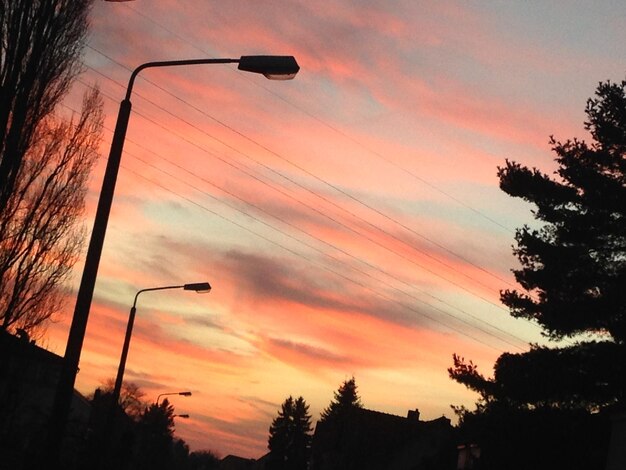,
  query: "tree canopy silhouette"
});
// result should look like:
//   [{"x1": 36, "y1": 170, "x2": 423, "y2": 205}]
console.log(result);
[
  {"x1": 134, "y1": 399, "x2": 177, "y2": 470},
  {"x1": 188, "y1": 450, "x2": 220, "y2": 470},
  {"x1": 449, "y1": 79, "x2": 626, "y2": 412},
  {"x1": 268, "y1": 395, "x2": 313, "y2": 470},
  {"x1": 96, "y1": 378, "x2": 147, "y2": 420},
  {"x1": 83, "y1": 385, "x2": 208, "y2": 470},
  {"x1": 319, "y1": 377, "x2": 363, "y2": 423}
]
